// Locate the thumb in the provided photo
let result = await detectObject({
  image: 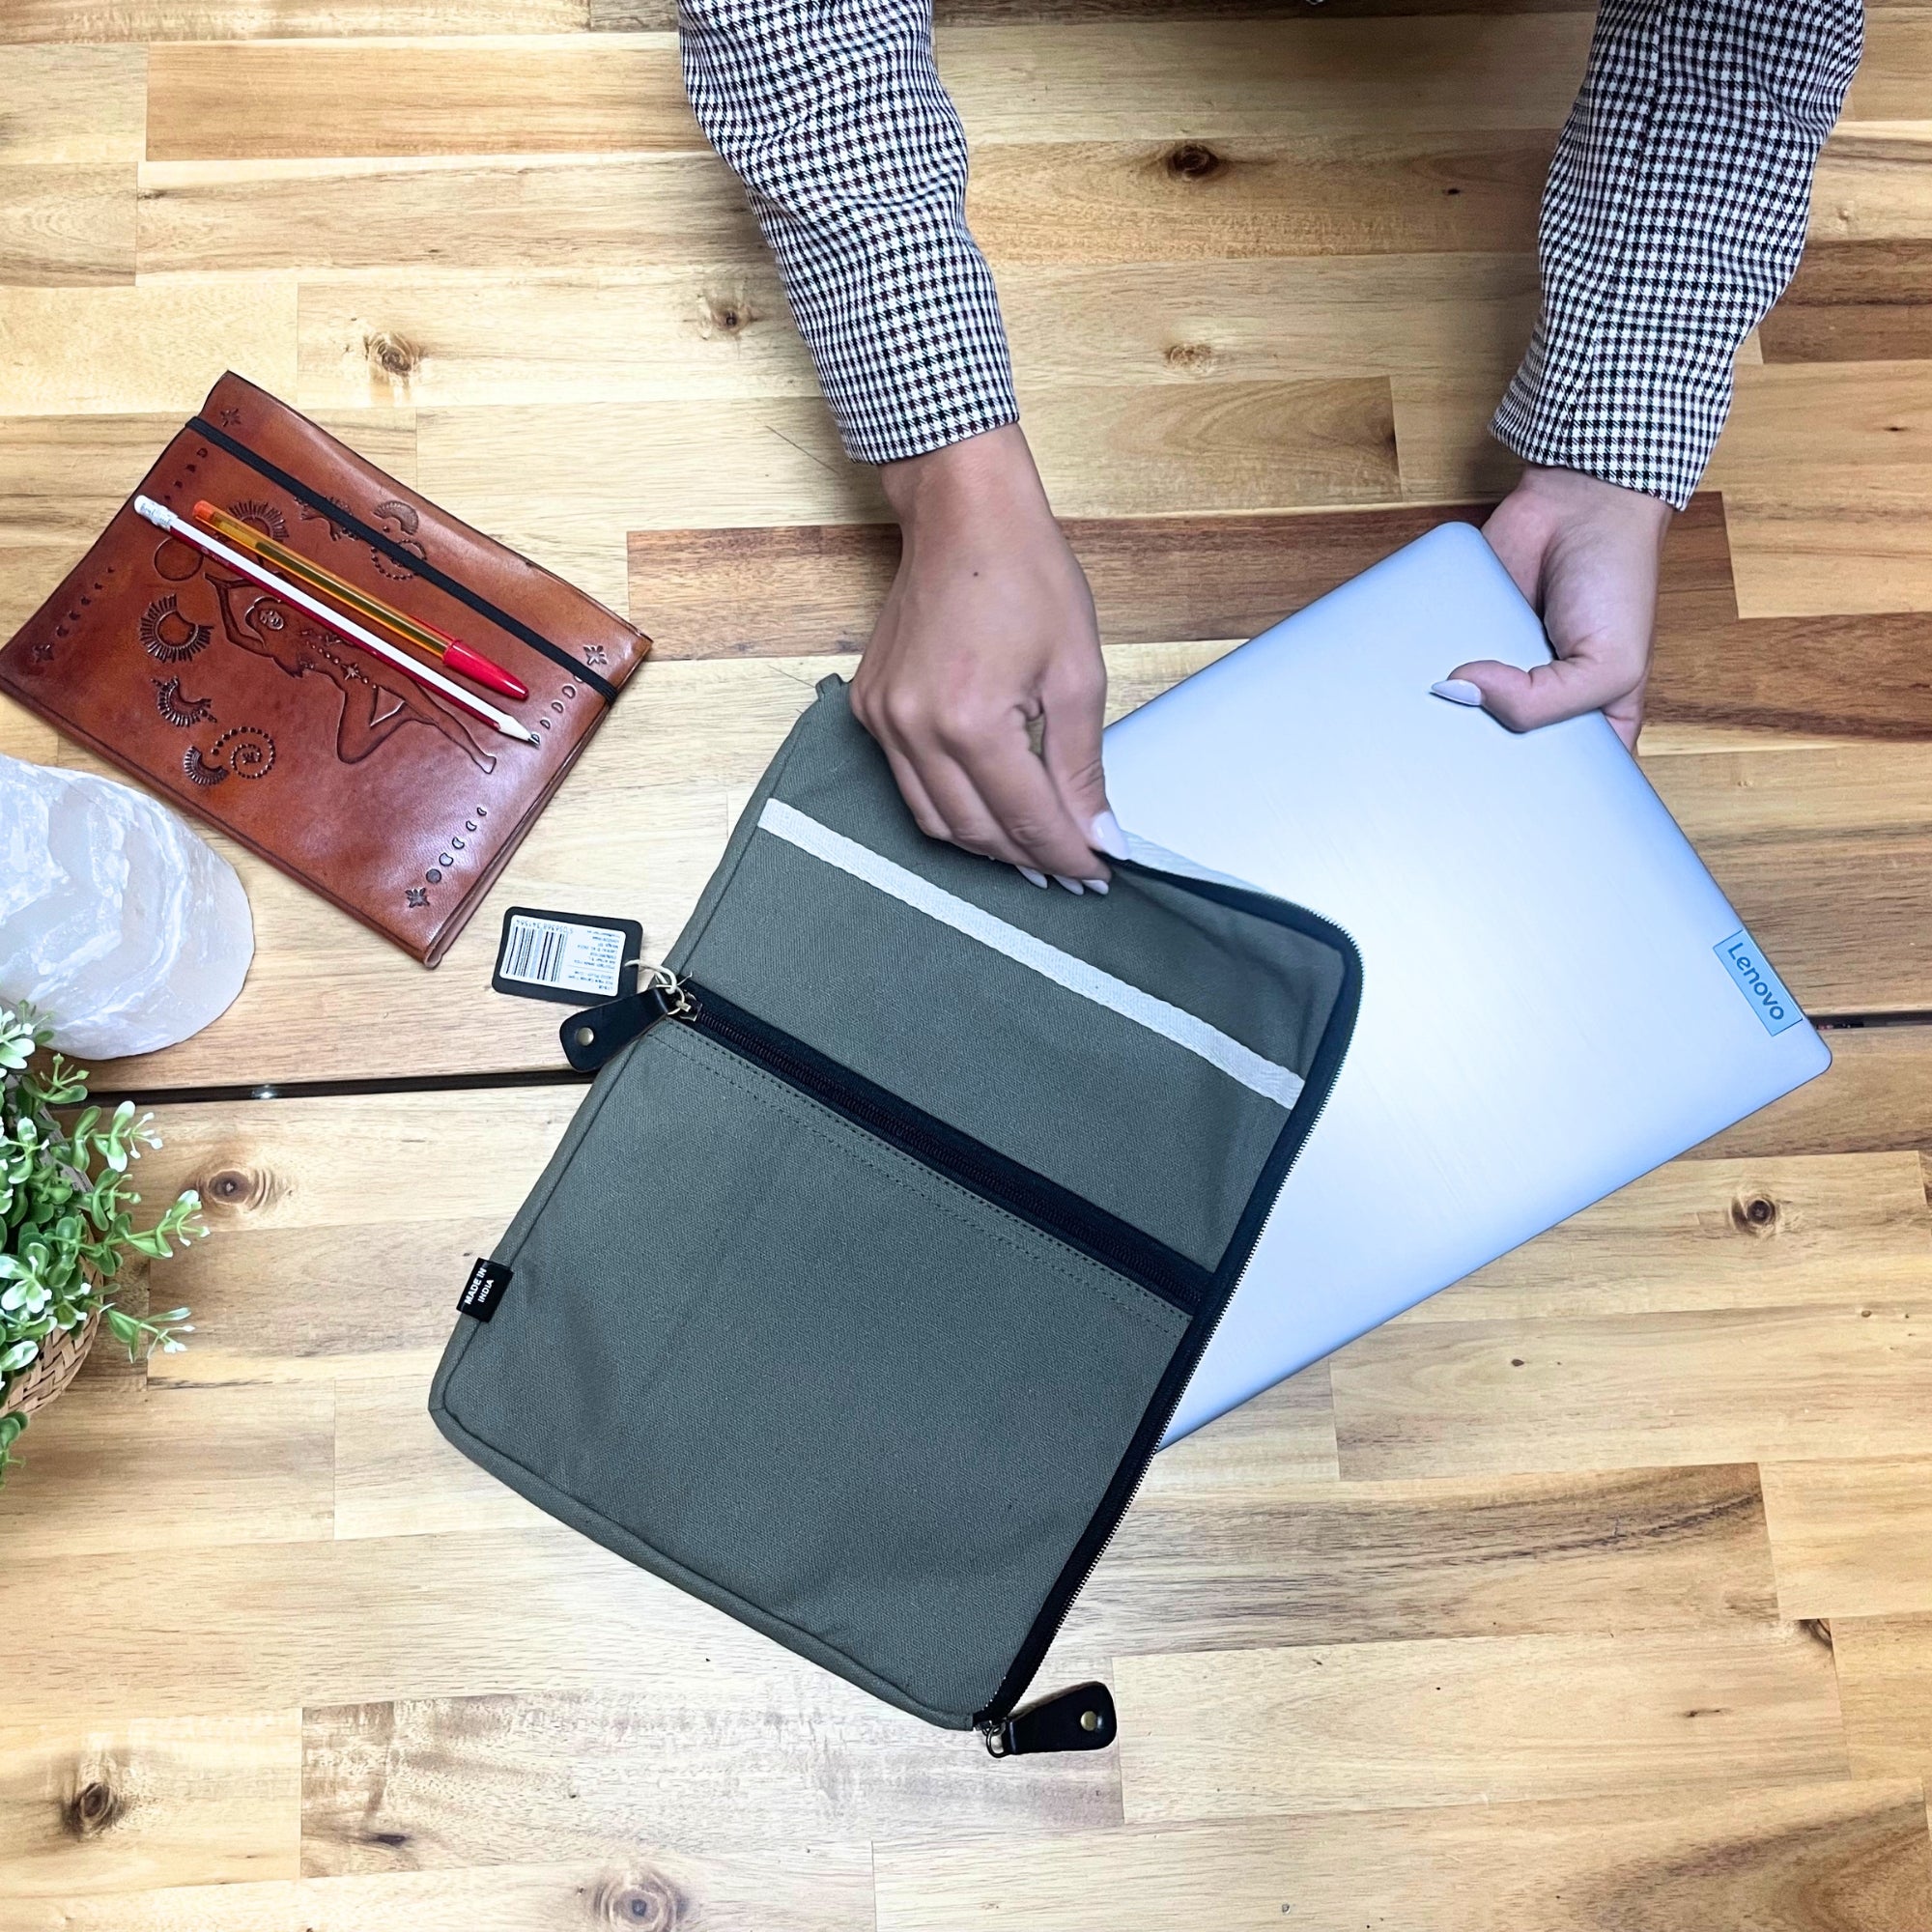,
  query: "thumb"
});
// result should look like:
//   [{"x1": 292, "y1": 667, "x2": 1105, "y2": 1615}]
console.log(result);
[
  {"x1": 1440, "y1": 651, "x2": 1635, "y2": 734},
  {"x1": 1039, "y1": 665, "x2": 1120, "y2": 868}
]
